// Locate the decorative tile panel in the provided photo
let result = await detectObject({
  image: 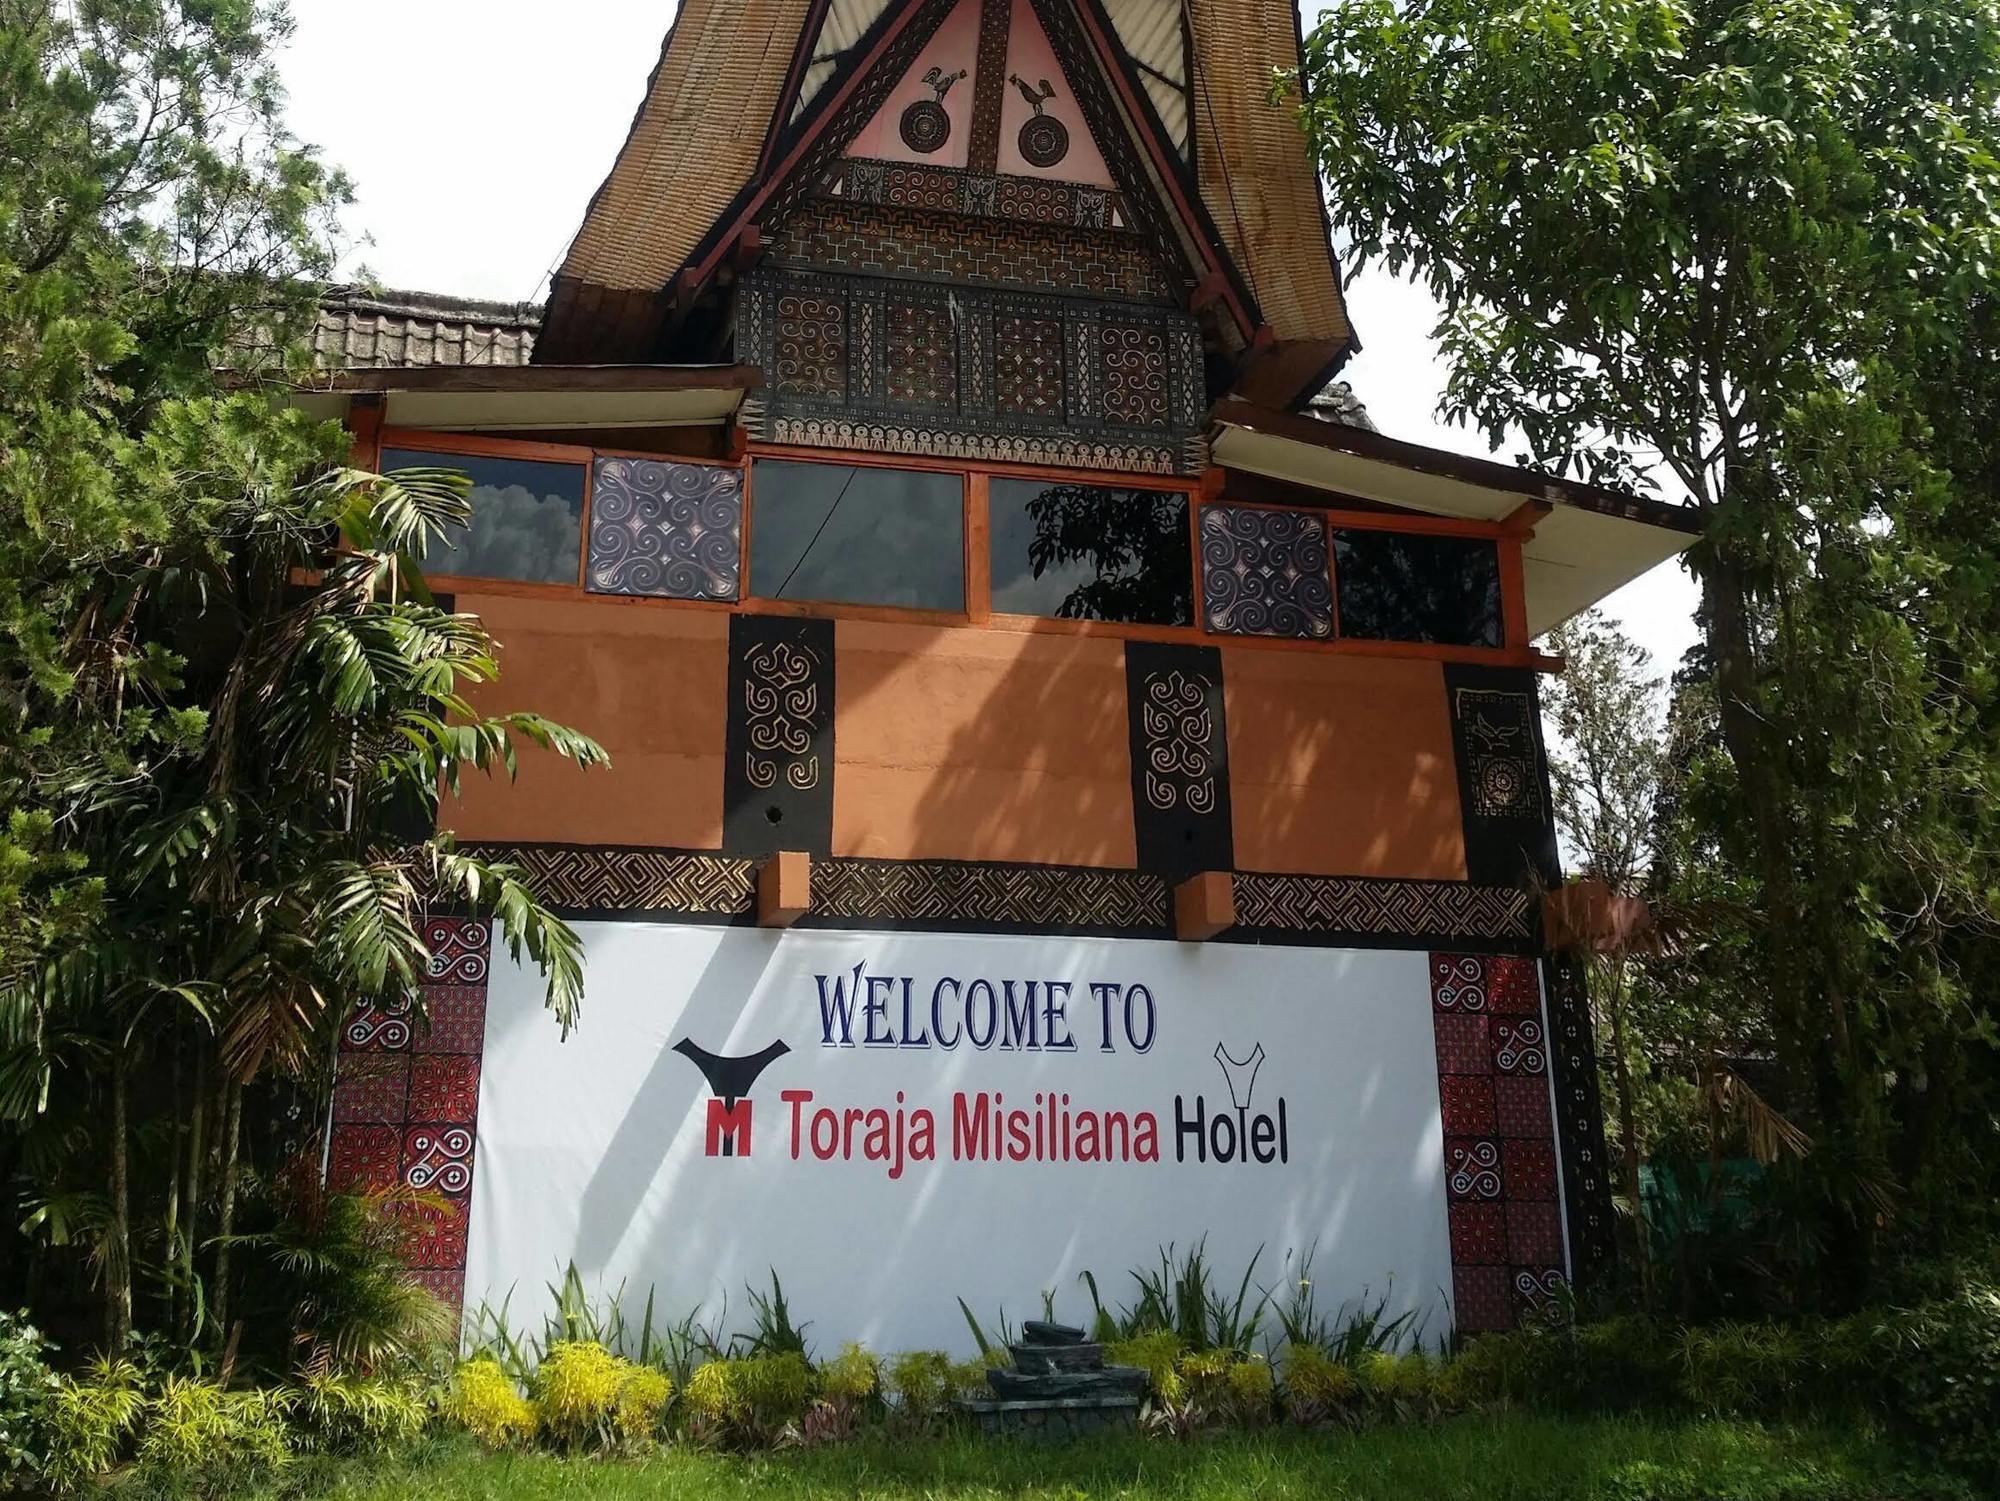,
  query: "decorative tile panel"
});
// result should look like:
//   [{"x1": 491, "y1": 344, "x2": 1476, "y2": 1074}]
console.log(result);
[
  {"x1": 739, "y1": 267, "x2": 1205, "y2": 476},
  {"x1": 1429, "y1": 951, "x2": 1572, "y2": 1333},
  {"x1": 587, "y1": 458, "x2": 742, "y2": 601},
  {"x1": 1199, "y1": 505, "x2": 1334, "y2": 639},
  {"x1": 326, "y1": 914, "x2": 492, "y2": 1321}
]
